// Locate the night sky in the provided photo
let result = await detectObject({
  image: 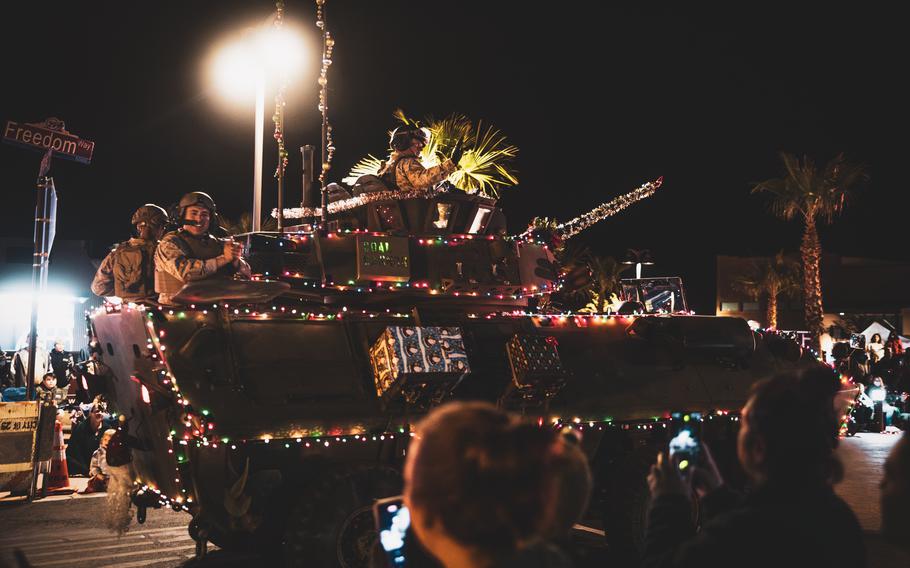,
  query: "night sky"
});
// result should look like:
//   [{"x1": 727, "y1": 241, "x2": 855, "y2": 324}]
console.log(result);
[{"x1": 0, "y1": 2, "x2": 901, "y2": 312}]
